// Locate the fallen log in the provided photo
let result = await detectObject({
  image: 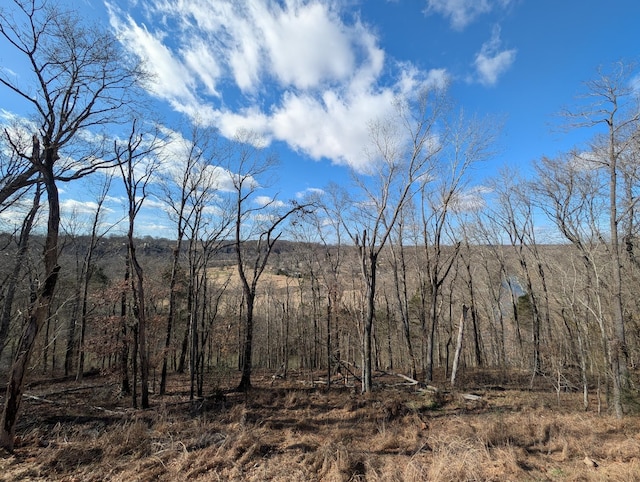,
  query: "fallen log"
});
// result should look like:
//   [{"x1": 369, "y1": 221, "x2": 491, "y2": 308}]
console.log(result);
[
  {"x1": 461, "y1": 393, "x2": 482, "y2": 402},
  {"x1": 391, "y1": 372, "x2": 420, "y2": 386}
]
